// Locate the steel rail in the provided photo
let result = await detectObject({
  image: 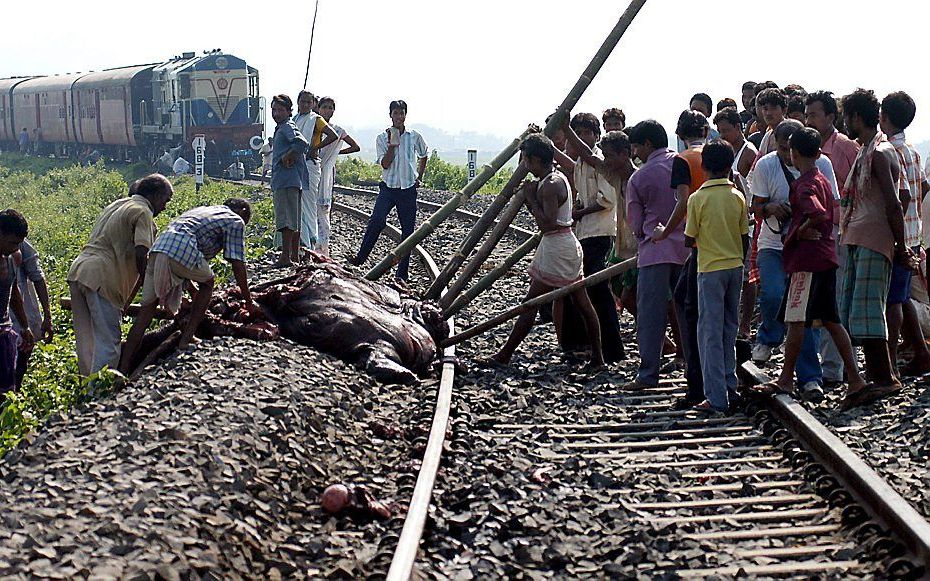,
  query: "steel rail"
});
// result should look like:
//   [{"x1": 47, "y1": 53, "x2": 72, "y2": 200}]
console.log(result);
[
  {"x1": 334, "y1": 184, "x2": 534, "y2": 242},
  {"x1": 330, "y1": 201, "x2": 455, "y2": 580},
  {"x1": 224, "y1": 180, "x2": 930, "y2": 576},
  {"x1": 741, "y1": 362, "x2": 930, "y2": 571},
  {"x1": 769, "y1": 394, "x2": 930, "y2": 566},
  {"x1": 220, "y1": 177, "x2": 534, "y2": 241}
]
